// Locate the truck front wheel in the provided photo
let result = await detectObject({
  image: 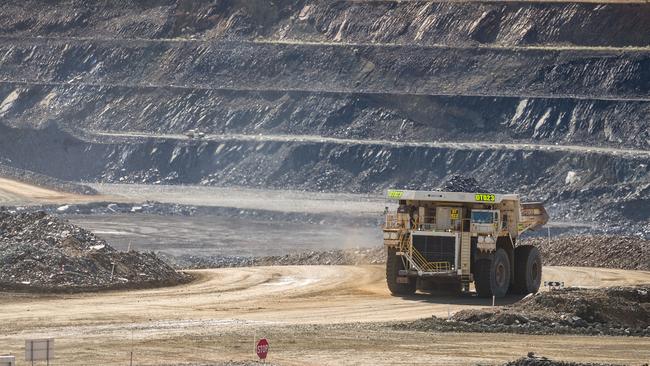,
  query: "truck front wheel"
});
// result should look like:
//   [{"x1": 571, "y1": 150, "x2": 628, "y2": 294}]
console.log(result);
[
  {"x1": 386, "y1": 247, "x2": 416, "y2": 296},
  {"x1": 474, "y1": 248, "x2": 511, "y2": 298}
]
